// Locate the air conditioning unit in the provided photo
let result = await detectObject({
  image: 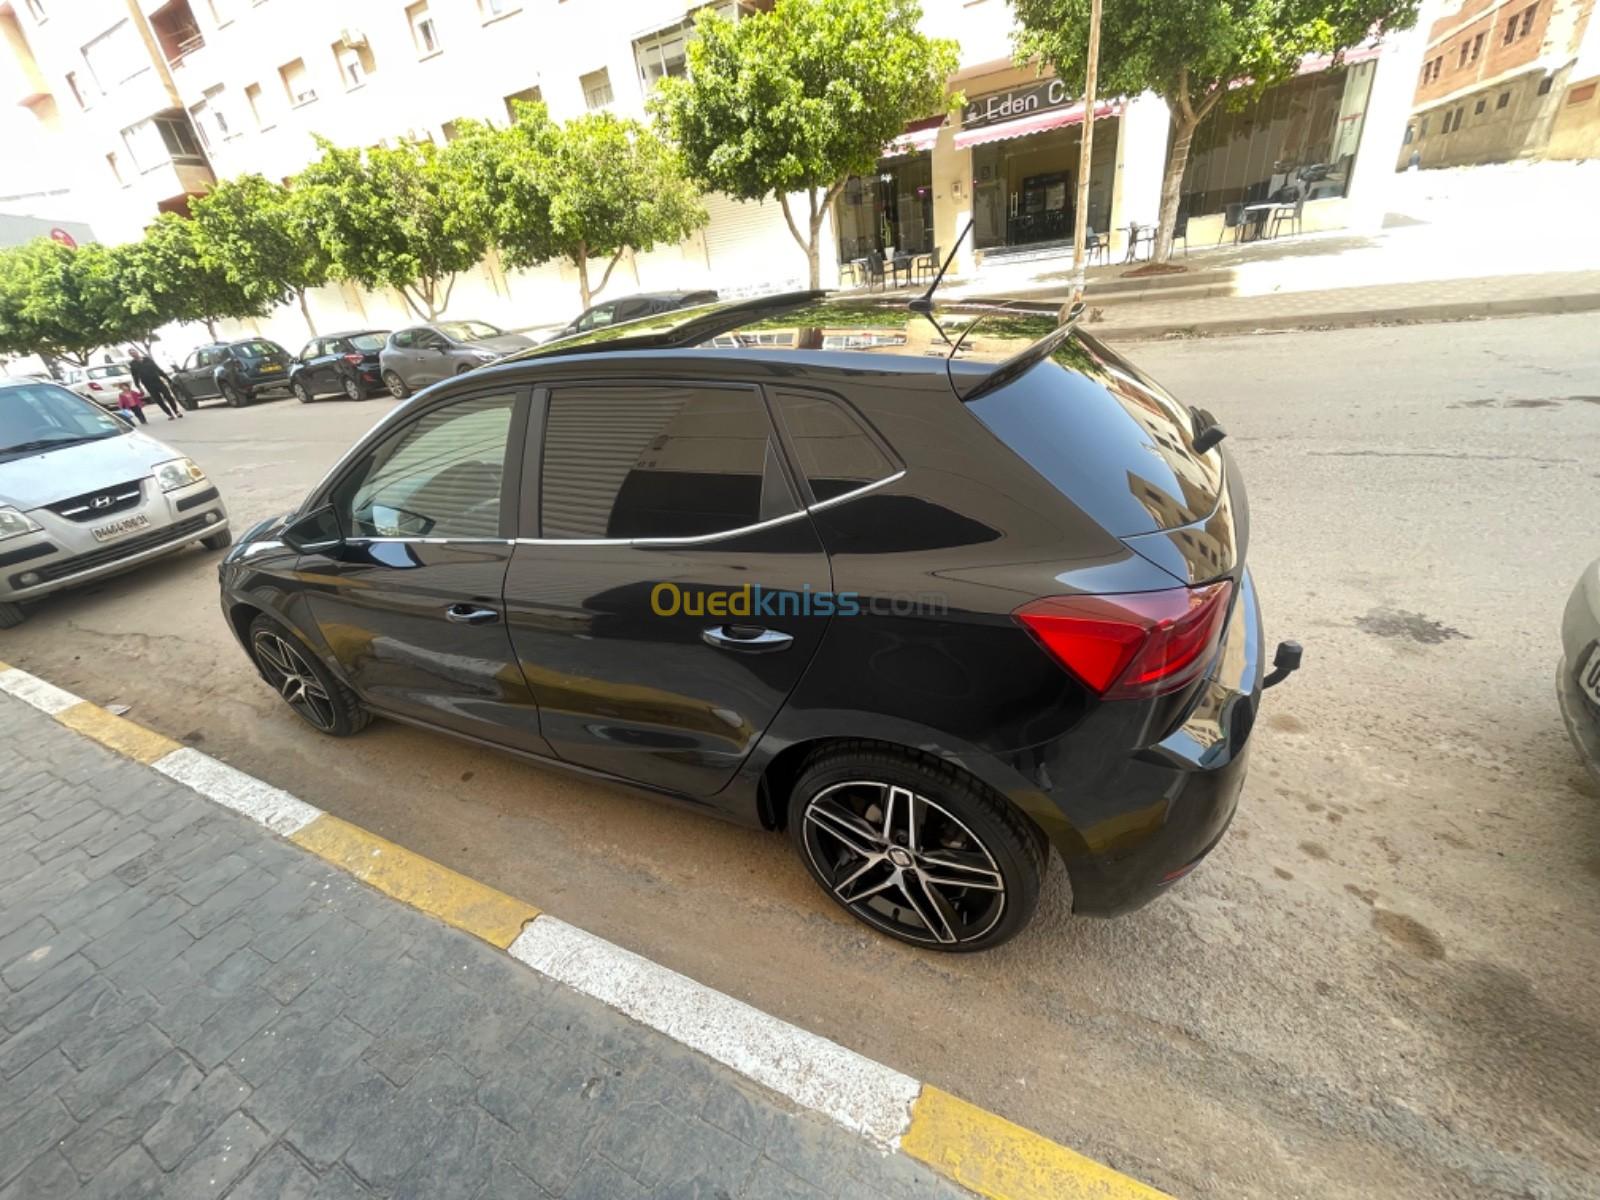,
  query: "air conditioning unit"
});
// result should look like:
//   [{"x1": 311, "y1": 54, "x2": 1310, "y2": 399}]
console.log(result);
[{"x1": 338, "y1": 29, "x2": 367, "y2": 49}]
